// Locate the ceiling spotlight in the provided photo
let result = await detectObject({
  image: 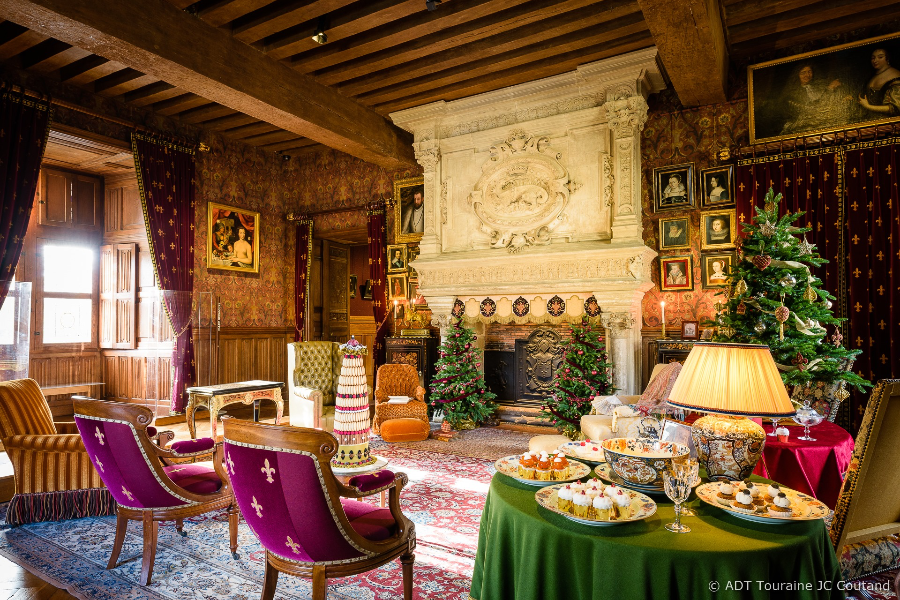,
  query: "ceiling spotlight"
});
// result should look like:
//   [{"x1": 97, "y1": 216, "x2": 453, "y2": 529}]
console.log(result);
[
  {"x1": 312, "y1": 17, "x2": 328, "y2": 44},
  {"x1": 425, "y1": 0, "x2": 441, "y2": 11}
]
